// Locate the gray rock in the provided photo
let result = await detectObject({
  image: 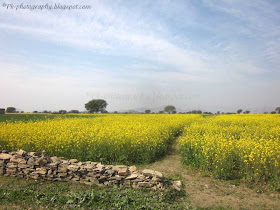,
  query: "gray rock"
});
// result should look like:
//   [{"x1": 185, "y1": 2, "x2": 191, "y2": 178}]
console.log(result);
[
  {"x1": 57, "y1": 172, "x2": 68, "y2": 178},
  {"x1": 136, "y1": 175, "x2": 146, "y2": 181},
  {"x1": 47, "y1": 169, "x2": 53, "y2": 175},
  {"x1": 18, "y1": 163, "x2": 30, "y2": 169},
  {"x1": 69, "y1": 159, "x2": 78, "y2": 163},
  {"x1": 116, "y1": 175, "x2": 125, "y2": 181},
  {"x1": 23, "y1": 168, "x2": 35, "y2": 174},
  {"x1": 104, "y1": 169, "x2": 115, "y2": 175},
  {"x1": 96, "y1": 163, "x2": 104, "y2": 168},
  {"x1": 58, "y1": 163, "x2": 68, "y2": 173},
  {"x1": 6, "y1": 162, "x2": 17, "y2": 168},
  {"x1": 154, "y1": 171, "x2": 163, "y2": 179},
  {"x1": 50, "y1": 156, "x2": 60, "y2": 163},
  {"x1": 28, "y1": 152, "x2": 40, "y2": 157},
  {"x1": 142, "y1": 169, "x2": 155, "y2": 177},
  {"x1": 46, "y1": 162, "x2": 60, "y2": 169},
  {"x1": 105, "y1": 165, "x2": 113, "y2": 170},
  {"x1": 84, "y1": 164, "x2": 96, "y2": 171},
  {"x1": 71, "y1": 176, "x2": 80, "y2": 182},
  {"x1": 0, "y1": 153, "x2": 12, "y2": 160},
  {"x1": 36, "y1": 168, "x2": 47, "y2": 175},
  {"x1": 68, "y1": 165, "x2": 80, "y2": 172},
  {"x1": 29, "y1": 172, "x2": 40, "y2": 179},
  {"x1": 10, "y1": 156, "x2": 26, "y2": 164},
  {"x1": 118, "y1": 168, "x2": 128, "y2": 176},
  {"x1": 37, "y1": 157, "x2": 49, "y2": 167},
  {"x1": 172, "y1": 180, "x2": 182, "y2": 191},
  {"x1": 6, "y1": 168, "x2": 17, "y2": 174},
  {"x1": 138, "y1": 182, "x2": 154, "y2": 188},
  {"x1": 112, "y1": 165, "x2": 127, "y2": 172},
  {"x1": 41, "y1": 150, "x2": 47, "y2": 157},
  {"x1": 78, "y1": 167, "x2": 88, "y2": 175},
  {"x1": 27, "y1": 157, "x2": 39, "y2": 166},
  {"x1": 0, "y1": 160, "x2": 5, "y2": 166},
  {"x1": 129, "y1": 165, "x2": 137, "y2": 172},
  {"x1": 98, "y1": 176, "x2": 107, "y2": 182},
  {"x1": 93, "y1": 166, "x2": 105, "y2": 173},
  {"x1": 157, "y1": 183, "x2": 164, "y2": 189},
  {"x1": 152, "y1": 177, "x2": 161, "y2": 182},
  {"x1": 125, "y1": 174, "x2": 138, "y2": 180},
  {"x1": 15, "y1": 149, "x2": 27, "y2": 157}
]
